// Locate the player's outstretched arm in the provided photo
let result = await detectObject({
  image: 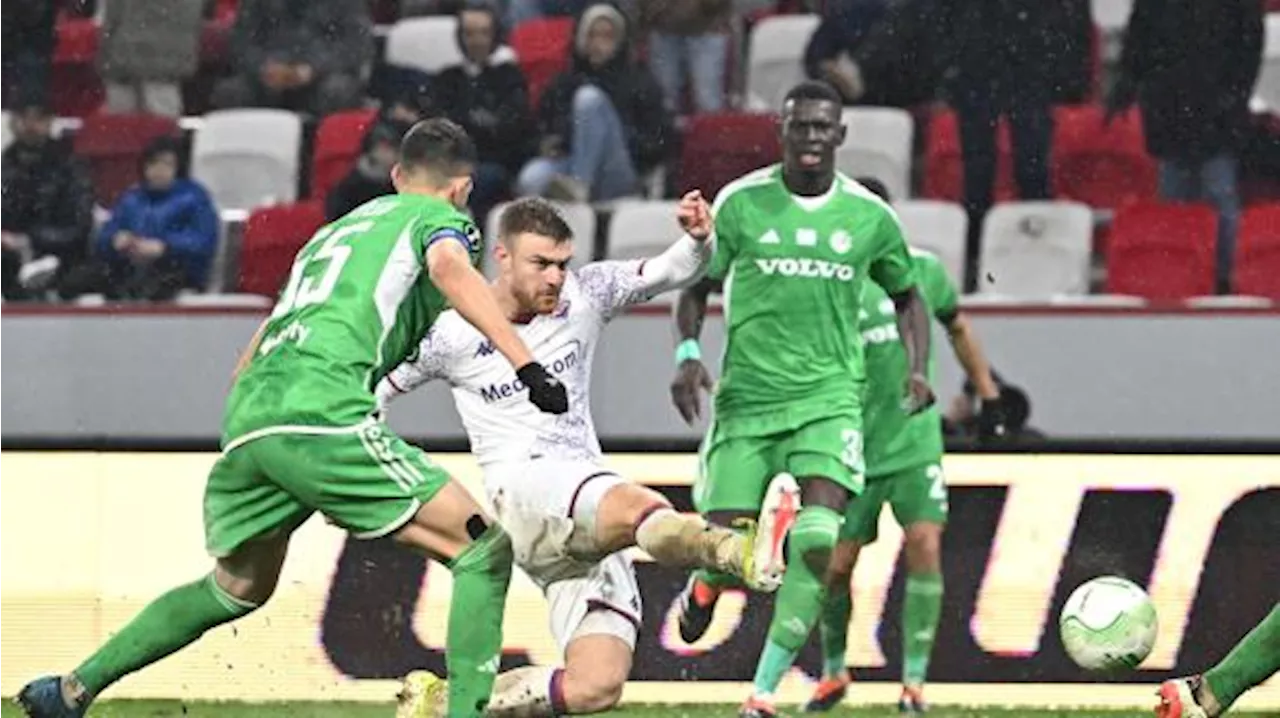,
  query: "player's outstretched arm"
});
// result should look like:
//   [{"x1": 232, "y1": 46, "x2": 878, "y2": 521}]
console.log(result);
[
  {"x1": 943, "y1": 312, "x2": 1007, "y2": 440},
  {"x1": 670, "y1": 276, "x2": 722, "y2": 424},
  {"x1": 426, "y1": 239, "x2": 568, "y2": 414},
  {"x1": 891, "y1": 286, "x2": 936, "y2": 415},
  {"x1": 636, "y1": 190, "x2": 715, "y2": 296}
]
